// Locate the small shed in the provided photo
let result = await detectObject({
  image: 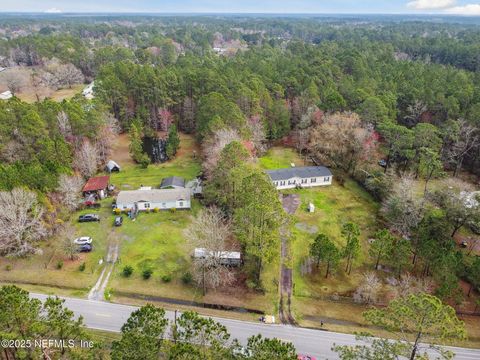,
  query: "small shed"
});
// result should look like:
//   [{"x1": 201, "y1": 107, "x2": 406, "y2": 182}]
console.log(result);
[
  {"x1": 0, "y1": 90, "x2": 12, "y2": 100},
  {"x1": 82, "y1": 175, "x2": 110, "y2": 199},
  {"x1": 160, "y1": 176, "x2": 185, "y2": 189},
  {"x1": 105, "y1": 160, "x2": 121, "y2": 173}
]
